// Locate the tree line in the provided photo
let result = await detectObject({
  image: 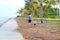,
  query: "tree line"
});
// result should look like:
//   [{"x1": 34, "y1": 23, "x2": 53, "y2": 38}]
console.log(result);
[{"x1": 18, "y1": 0, "x2": 59, "y2": 18}]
